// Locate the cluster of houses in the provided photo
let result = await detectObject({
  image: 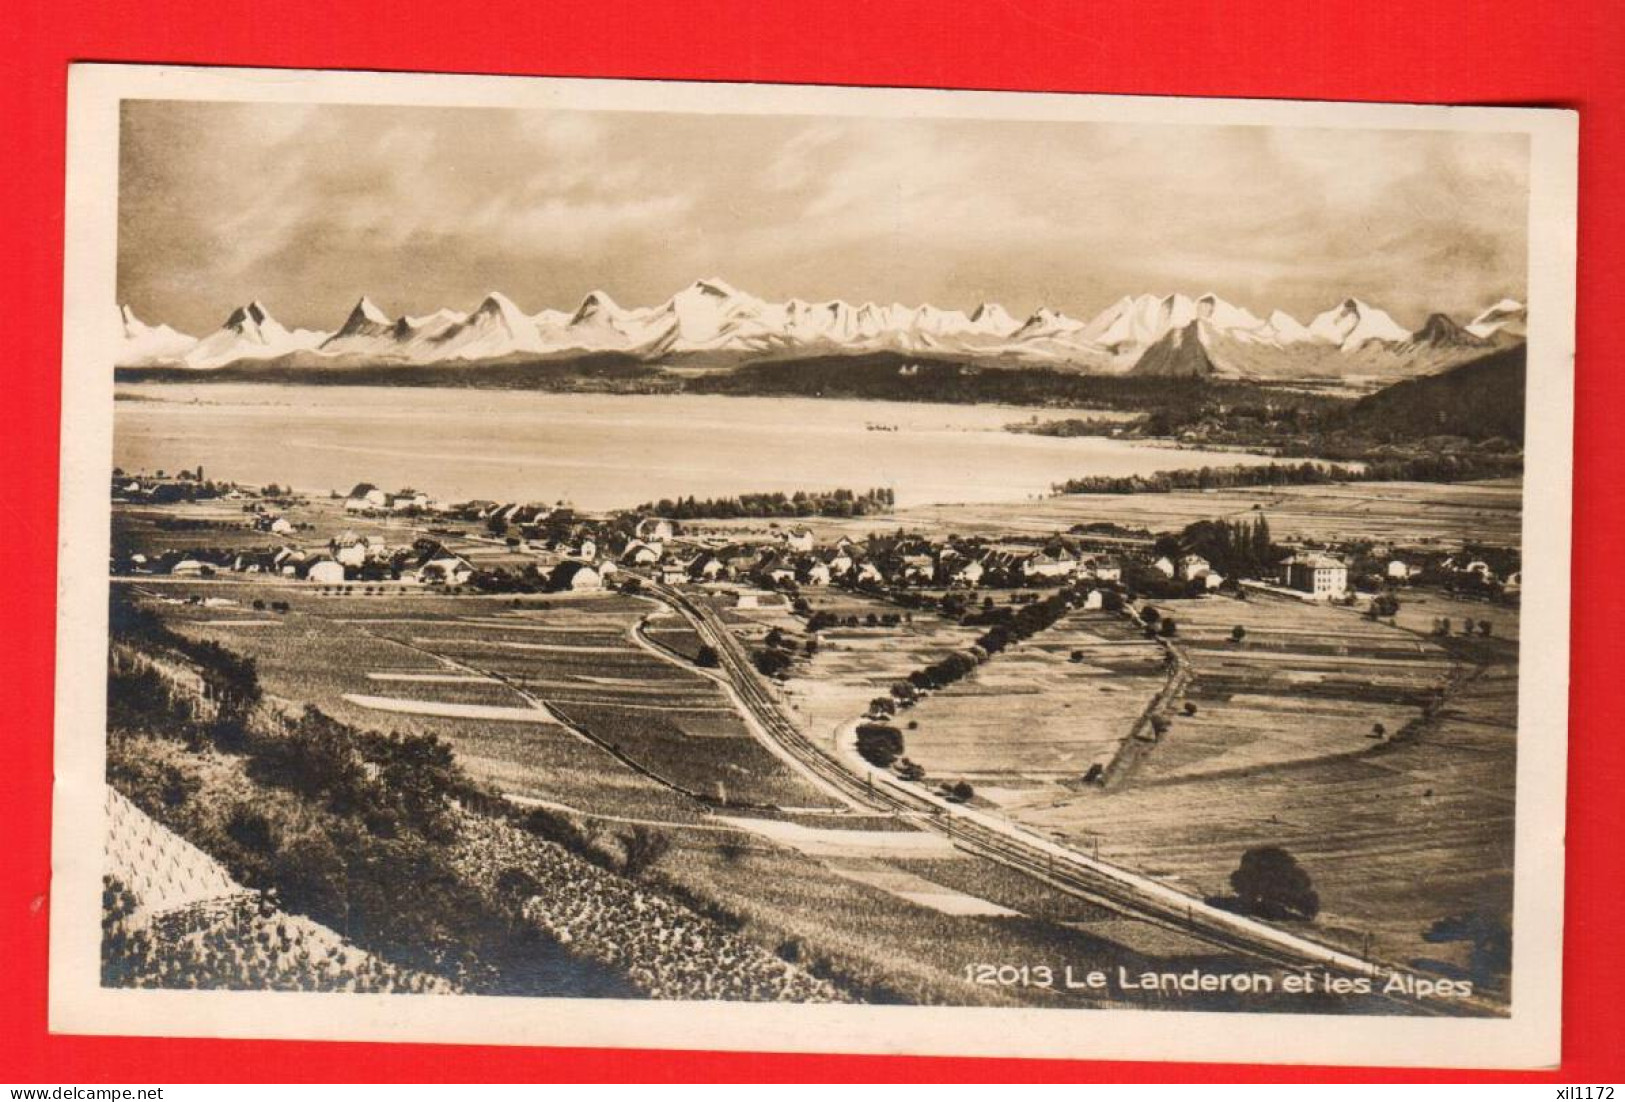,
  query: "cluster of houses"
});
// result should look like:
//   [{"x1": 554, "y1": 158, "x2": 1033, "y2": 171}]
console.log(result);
[
  {"x1": 115, "y1": 476, "x2": 1520, "y2": 605},
  {"x1": 619, "y1": 530, "x2": 1131, "y2": 594},
  {"x1": 121, "y1": 536, "x2": 481, "y2": 588},
  {"x1": 111, "y1": 469, "x2": 237, "y2": 506},
  {"x1": 342, "y1": 483, "x2": 440, "y2": 516}
]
